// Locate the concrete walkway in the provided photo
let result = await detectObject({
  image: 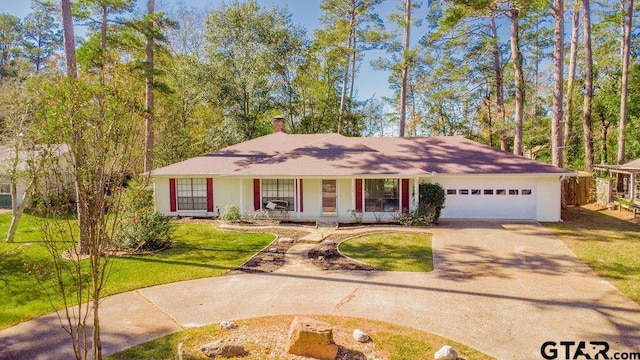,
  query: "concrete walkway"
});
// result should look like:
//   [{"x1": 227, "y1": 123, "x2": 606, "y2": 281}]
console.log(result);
[{"x1": 2, "y1": 221, "x2": 640, "y2": 359}]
